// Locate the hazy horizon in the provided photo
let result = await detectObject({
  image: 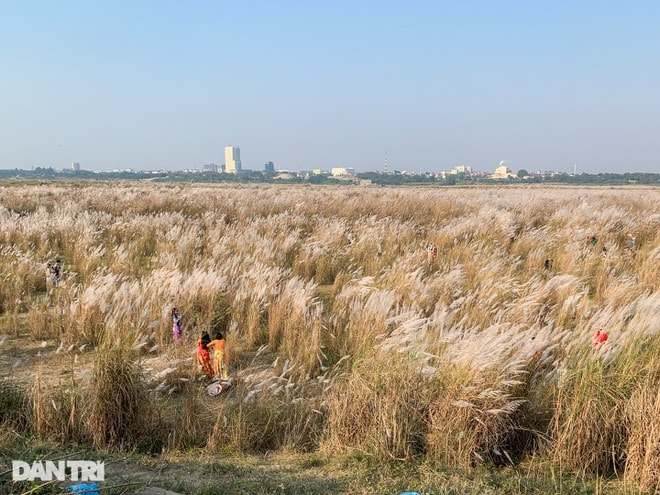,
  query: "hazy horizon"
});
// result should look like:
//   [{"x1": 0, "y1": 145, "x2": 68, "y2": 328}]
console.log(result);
[{"x1": 2, "y1": 1, "x2": 659, "y2": 174}]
